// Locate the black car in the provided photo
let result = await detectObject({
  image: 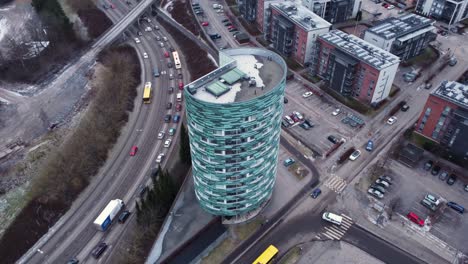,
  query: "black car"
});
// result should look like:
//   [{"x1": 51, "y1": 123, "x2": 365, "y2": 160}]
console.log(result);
[
  {"x1": 209, "y1": 34, "x2": 221, "y2": 40},
  {"x1": 168, "y1": 87, "x2": 174, "y2": 94},
  {"x1": 178, "y1": 73, "x2": 183, "y2": 79},
  {"x1": 327, "y1": 135, "x2": 339, "y2": 144},
  {"x1": 164, "y1": 114, "x2": 172, "y2": 123},
  {"x1": 169, "y1": 47, "x2": 175, "y2": 52},
  {"x1": 91, "y1": 242, "x2": 108, "y2": 259},
  {"x1": 284, "y1": 97, "x2": 288, "y2": 104},
  {"x1": 224, "y1": 22, "x2": 232, "y2": 26},
  {"x1": 299, "y1": 122, "x2": 311, "y2": 130},
  {"x1": 166, "y1": 102, "x2": 172, "y2": 109},
  {"x1": 167, "y1": 62, "x2": 173, "y2": 68},
  {"x1": 138, "y1": 185, "x2": 148, "y2": 197},
  {"x1": 424, "y1": 160, "x2": 433, "y2": 171},
  {"x1": 281, "y1": 120, "x2": 290, "y2": 128},
  {"x1": 447, "y1": 174, "x2": 457, "y2": 185},
  {"x1": 221, "y1": 19, "x2": 229, "y2": 23},
  {"x1": 118, "y1": 210, "x2": 131, "y2": 223},
  {"x1": 431, "y1": 165, "x2": 441, "y2": 175}
]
